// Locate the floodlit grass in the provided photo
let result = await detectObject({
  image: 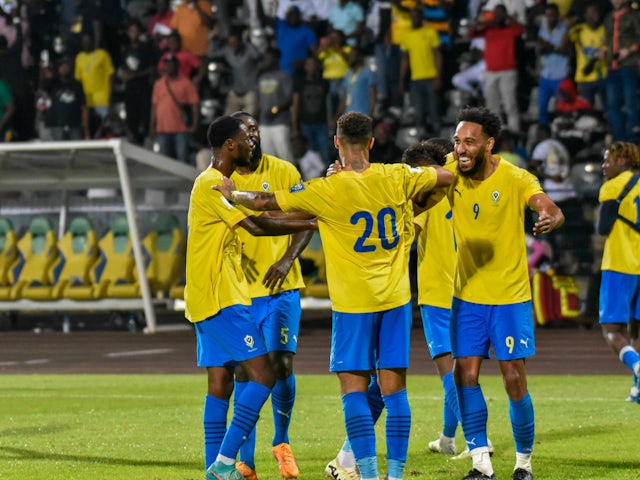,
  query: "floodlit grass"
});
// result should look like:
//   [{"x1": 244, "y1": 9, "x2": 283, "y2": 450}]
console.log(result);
[{"x1": 0, "y1": 374, "x2": 637, "y2": 479}]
